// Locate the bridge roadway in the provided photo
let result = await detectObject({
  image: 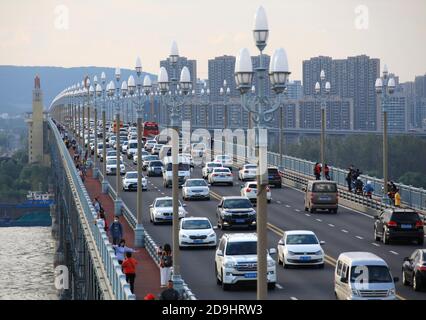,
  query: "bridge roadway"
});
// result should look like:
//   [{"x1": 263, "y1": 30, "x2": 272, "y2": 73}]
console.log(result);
[{"x1": 98, "y1": 156, "x2": 425, "y2": 300}]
